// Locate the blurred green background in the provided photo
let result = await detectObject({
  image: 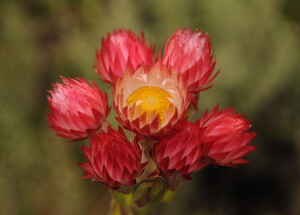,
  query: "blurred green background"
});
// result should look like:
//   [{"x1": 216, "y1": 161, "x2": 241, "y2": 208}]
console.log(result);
[{"x1": 0, "y1": 0, "x2": 300, "y2": 214}]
